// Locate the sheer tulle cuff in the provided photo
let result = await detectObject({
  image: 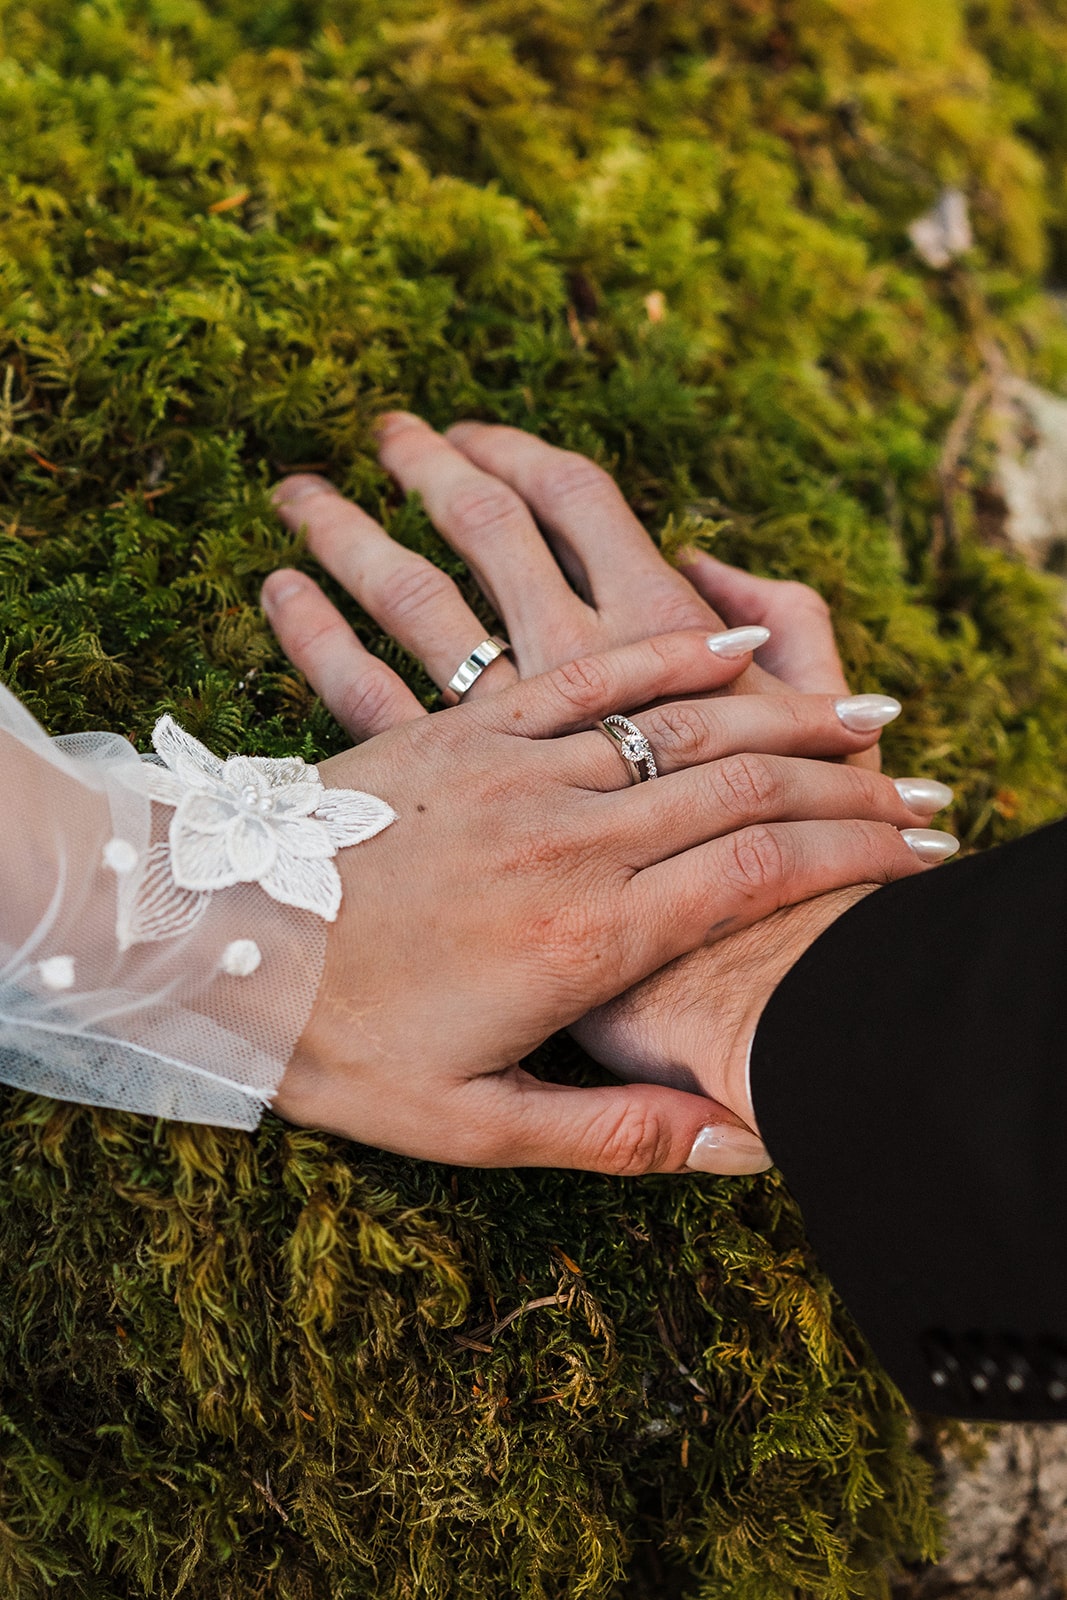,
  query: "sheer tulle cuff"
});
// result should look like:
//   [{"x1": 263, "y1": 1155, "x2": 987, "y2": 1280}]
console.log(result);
[{"x1": 0, "y1": 686, "x2": 395, "y2": 1128}]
